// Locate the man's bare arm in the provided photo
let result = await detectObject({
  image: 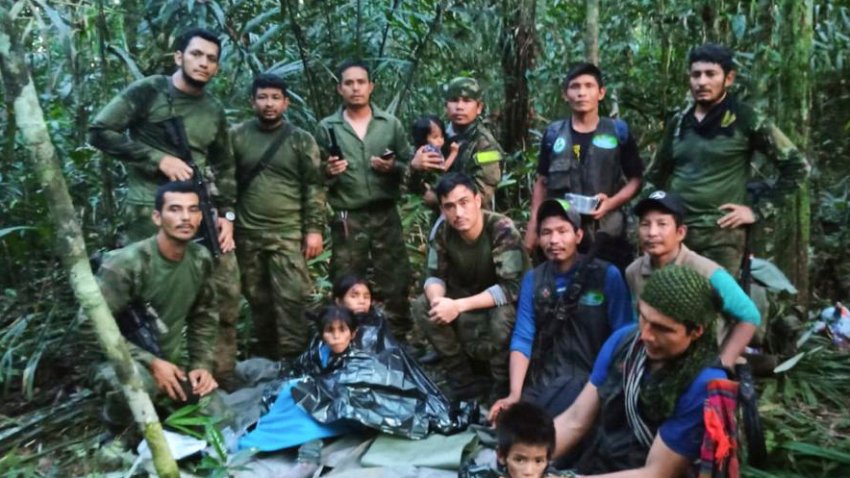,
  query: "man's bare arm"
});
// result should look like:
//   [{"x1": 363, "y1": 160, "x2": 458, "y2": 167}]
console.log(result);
[{"x1": 553, "y1": 382, "x2": 601, "y2": 458}]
